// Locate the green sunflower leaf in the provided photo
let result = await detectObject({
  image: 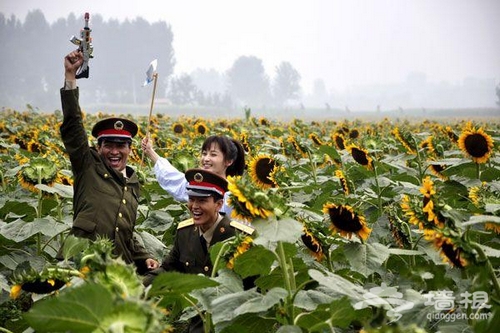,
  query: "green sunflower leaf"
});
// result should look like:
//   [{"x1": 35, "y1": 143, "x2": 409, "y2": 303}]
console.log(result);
[
  {"x1": 23, "y1": 283, "x2": 113, "y2": 332},
  {"x1": 252, "y1": 217, "x2": 303, "y2": 250},
  {"x1": 233, "y1": 245, "x2": 274, "y2": 278},
  {"x1": 1, "y1": 217, "x2": 69, "y2": 242},
  {"x1": 149, "y1": 271, "x2": 219, "y2": 297},
  {"x1": 343, "y1": 242, "x2": 390, "y2": 277},
  {"x1": 295, "y1": 297, "x2": 358, "y2": 330}
]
